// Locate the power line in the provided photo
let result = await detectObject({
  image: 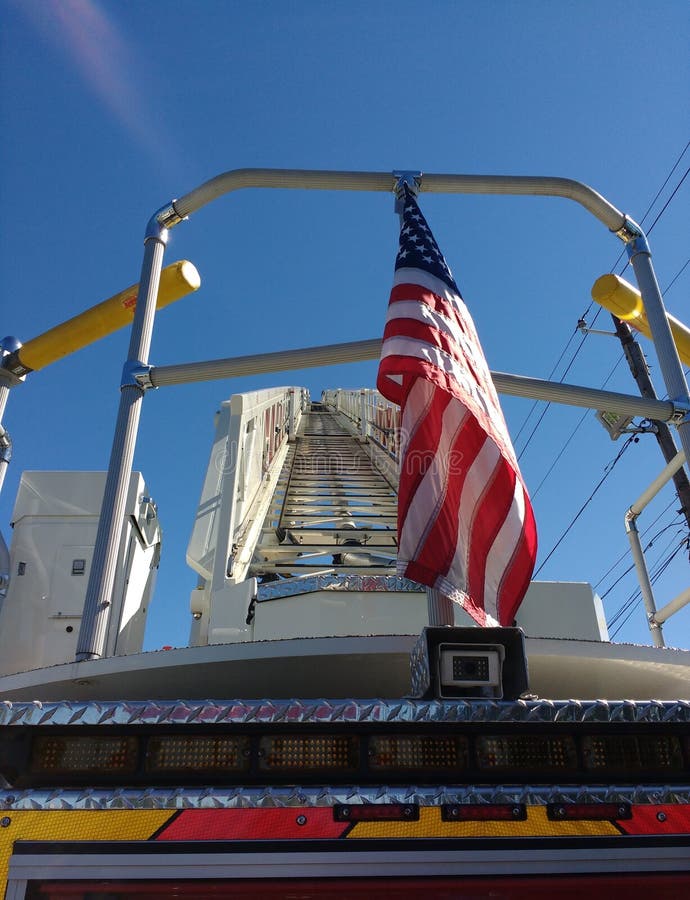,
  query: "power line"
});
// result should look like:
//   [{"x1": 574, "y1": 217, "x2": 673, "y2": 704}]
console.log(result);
[
  {"x1": 645, "y1": 166, "x2": 689, "y2": 235},
  {"x1": 518, "y1": 147, "x2": 689, "y2": 462},
  {"x1": 527, "y1": 145, "x2": 690, "y2": 569},
  {"x1": 600, "y1": 513, "x2": 683, "y2": 601},
  {"x1": 607, "y1": 526, "x2": 686, "y2": 628},
  {"x1": 533, "y1": 435, "x2": 636, "y2": 576},
  {"x1": 593, "y1": 497, "x2": 679, "y2": 591},
  {"x1": 513, "y1": 326, "x2": 582, "y2": 444},
  {"x1": 609, "y1": 533, "x2": 688, "y2": 637},
  {"x1": 517, "y1": 309, "x2": 605, "y2": 461},
  {"x1": 609, "y1": 140, "x2": 690, "y2": 273},
  {"x1": 531, "y1": 356, "x2": 624, "y2": 499},
  {"x1": 662, "y1": 257, "x2": 690, "y2": 294}
]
